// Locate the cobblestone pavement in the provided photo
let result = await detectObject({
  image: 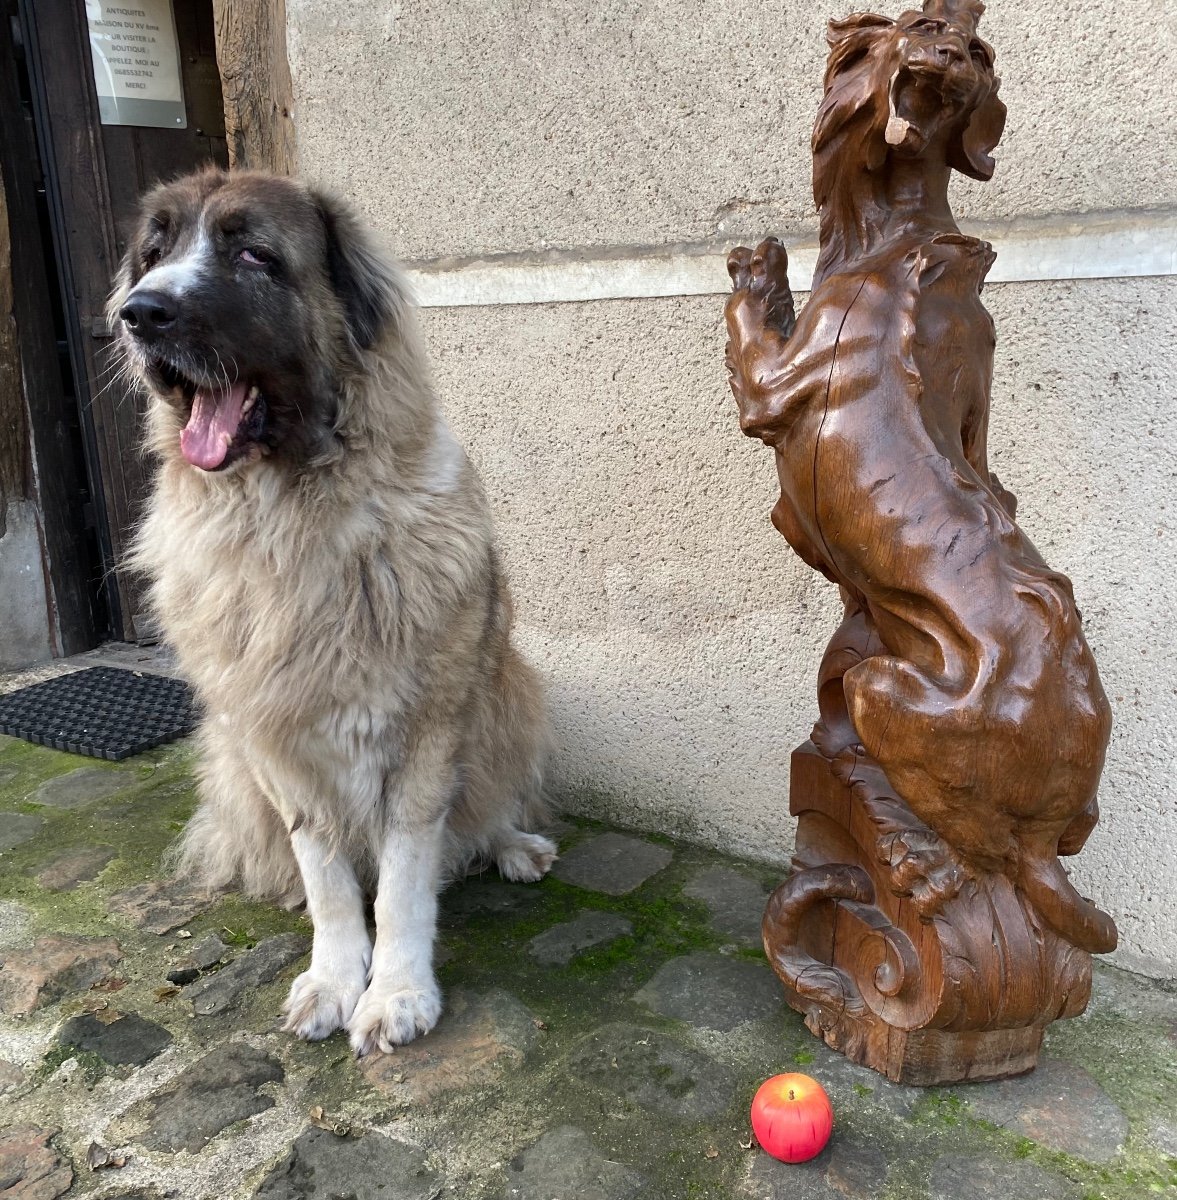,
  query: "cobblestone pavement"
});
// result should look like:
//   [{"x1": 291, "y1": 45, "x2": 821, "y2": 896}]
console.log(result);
[{"x1": 0, "y1": 734, "x2": 1174, "y2": 1199}]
